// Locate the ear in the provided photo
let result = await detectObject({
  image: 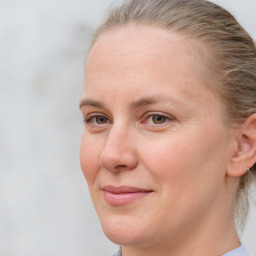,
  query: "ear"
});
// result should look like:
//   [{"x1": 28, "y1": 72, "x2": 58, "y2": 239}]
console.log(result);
[{"x1": 227, "y1": 113, "x2": 256, "y2": 177}]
